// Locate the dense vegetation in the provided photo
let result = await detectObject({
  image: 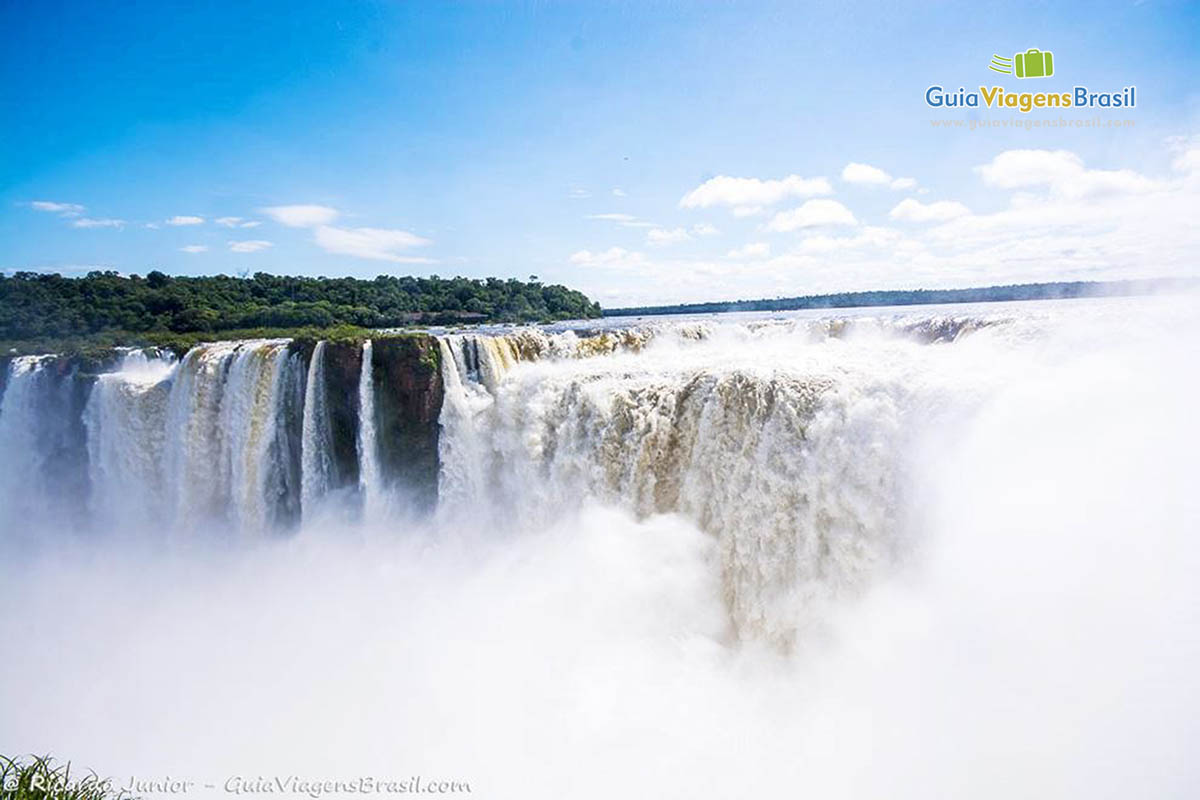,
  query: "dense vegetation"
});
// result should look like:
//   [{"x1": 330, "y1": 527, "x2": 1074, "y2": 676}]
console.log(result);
[
  {"x1": 0, "y1": 754, "x2": 132, "y2": 800},
  {"x1": 0, "y1": 271, "x2": 601, "y2": 345},
  {"x1": 605, "y1": 278, "x2": 1199, "y2": 317}
]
